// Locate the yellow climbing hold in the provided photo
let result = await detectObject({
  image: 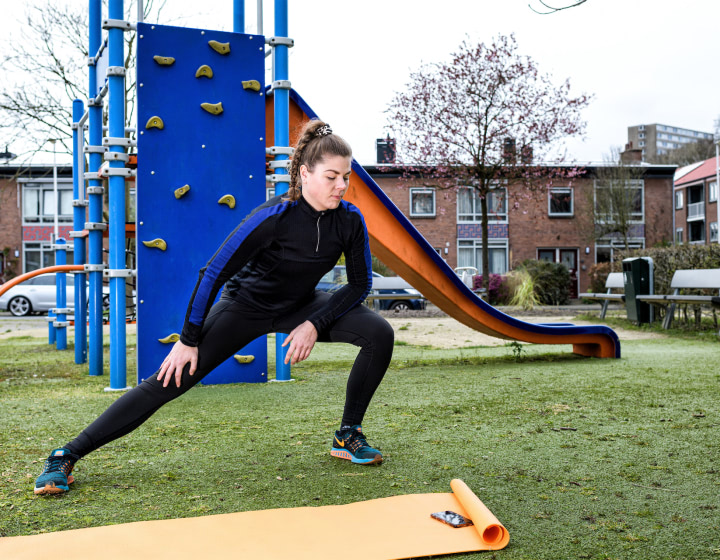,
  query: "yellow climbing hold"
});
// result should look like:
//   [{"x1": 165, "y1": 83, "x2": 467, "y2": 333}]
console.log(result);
[
  {"x1": 195, "y1": 64, "x2": 214, "y2": 78},
  {"x1": 218, "y1": 194, "x2": 236, "y2": 209},
  {"x1": 234, "y1": 355, "x2": 255, "y2": 364},
  {"x1": 142, "y1": 238, "x2": 167, "y2": 251},
  {"x1": 145, "y1": 116, "x2": 164, "y2": 130},
  {"x1": 242, "y1": 80, "x2": 261, "y2": 92},
  {"x1": 153, "y1": 55, "x2": 175, "y2": 66},
  {"x1": 158, "y1": 333, "x2": 180, "y2": 344},
  {"x1": 201, "y1": 102, "x2": 224, "y2": 115},
  {"x1": 174, "y1": 184, "x2": 190, "y2": 199},
  {"x1": 208, "y1": 40, "x2": 230, "y2": 55}
]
